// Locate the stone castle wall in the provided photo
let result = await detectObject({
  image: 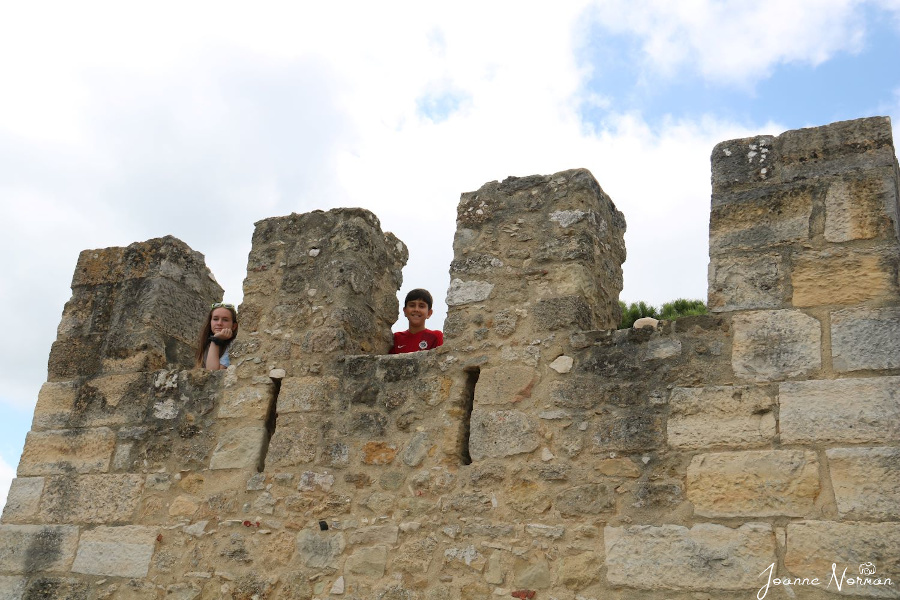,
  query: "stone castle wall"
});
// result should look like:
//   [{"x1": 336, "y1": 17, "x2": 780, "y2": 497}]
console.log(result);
[{"x1": 1, "y1": 116, "x2": 899, "y2": 600}]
